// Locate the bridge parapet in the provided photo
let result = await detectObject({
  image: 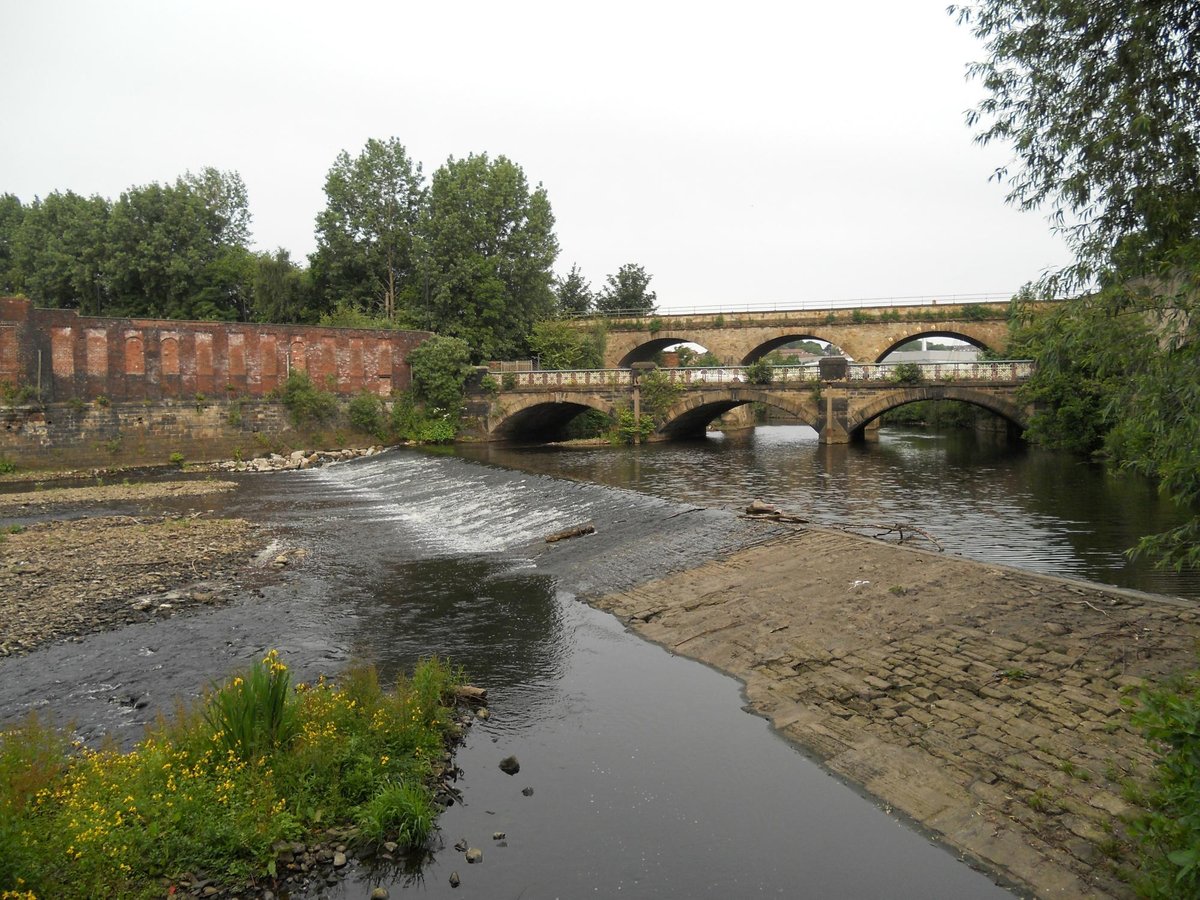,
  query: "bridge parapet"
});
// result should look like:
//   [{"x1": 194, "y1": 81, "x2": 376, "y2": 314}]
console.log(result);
[{"x1": 501, "y1": 360, "x2": 1033, "y2": 389}]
